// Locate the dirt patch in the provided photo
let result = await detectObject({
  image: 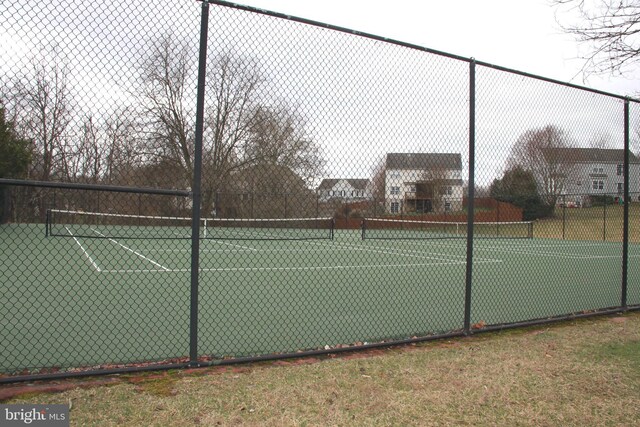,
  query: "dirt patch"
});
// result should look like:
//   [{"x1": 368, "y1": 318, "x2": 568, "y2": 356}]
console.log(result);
[
  {"x1": 609, "y1": 317, "x2": 627, "y2": 324},
  {"x1": 0, "y1": 378, "x2": 119, "y2": 402}
]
